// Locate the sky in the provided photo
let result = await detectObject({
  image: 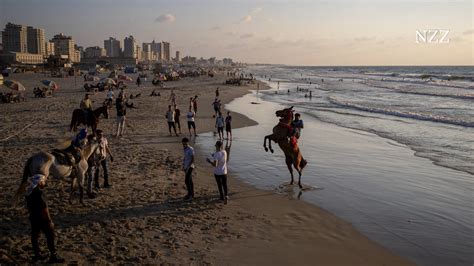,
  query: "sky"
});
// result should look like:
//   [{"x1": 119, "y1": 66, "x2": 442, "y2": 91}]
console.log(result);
[{"x1": 0, "y1": 0, "x2": 472, "y2": 66}]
